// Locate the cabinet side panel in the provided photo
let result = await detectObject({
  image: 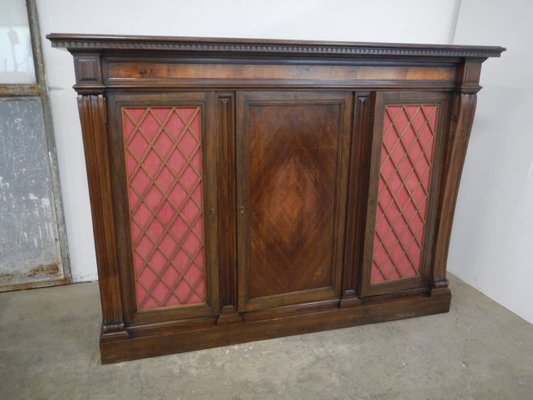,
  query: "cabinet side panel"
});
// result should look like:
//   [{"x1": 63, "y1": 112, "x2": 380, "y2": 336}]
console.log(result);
[
  {"x1": 121, "y1": 106, "x2": 206, "y2": 310},
  {"x1": 371, "y1": 104, "x2": 438, "y2": 283}
]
